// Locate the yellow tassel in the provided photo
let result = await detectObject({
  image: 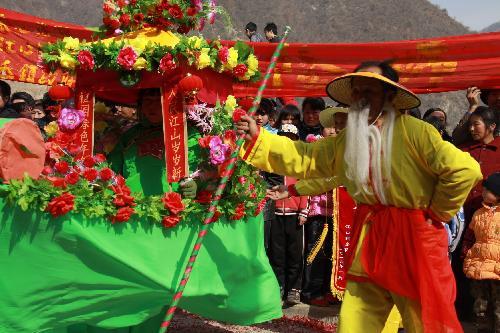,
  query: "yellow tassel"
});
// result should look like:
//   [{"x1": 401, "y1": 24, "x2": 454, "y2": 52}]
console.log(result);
[{"x1": 306, "y1": 222, "x2": 329, "y2": 265}]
